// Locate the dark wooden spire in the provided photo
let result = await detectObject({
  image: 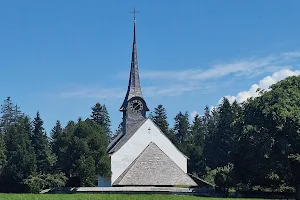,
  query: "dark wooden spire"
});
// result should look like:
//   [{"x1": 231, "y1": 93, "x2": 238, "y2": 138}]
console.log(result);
[{"x1": 120, "y1": 10, "x2": 144, "y2": 111}]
